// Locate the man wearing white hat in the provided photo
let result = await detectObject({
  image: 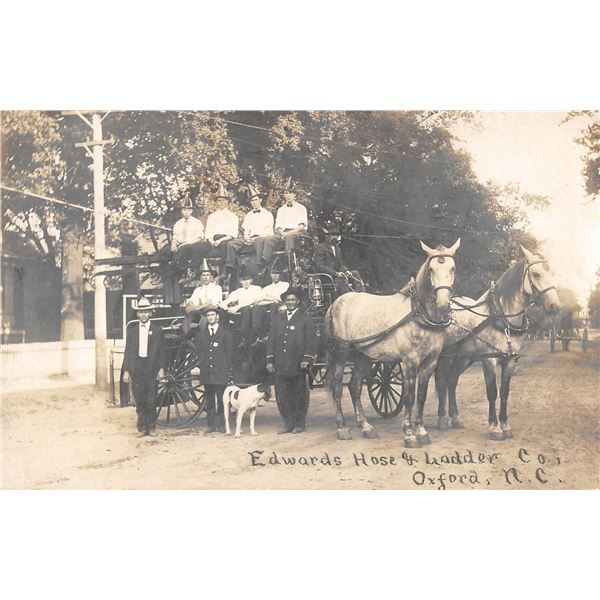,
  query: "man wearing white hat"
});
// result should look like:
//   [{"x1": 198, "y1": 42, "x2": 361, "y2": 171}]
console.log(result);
[
  {"x1": 171, "y1": 193, "x2": 211, "y2": 272},
  {"x1": 181, "y1": 259, "x2": 224, "y2": 335},
  {"x1": 122, "y1": 297, "x2": 167, "y2": 437},
  {"x1": 205, "y1": 183, "x2": 239, "y2": 267},
  {"x1": 226, "y1": 184, "x2": 275, "y2": 275},
  {"x1": 219, "y1": 266, "x2": 263, "y2": 347},
  {"x1": 274, "y1": 177, "x2": 308, "y2": 253}
]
